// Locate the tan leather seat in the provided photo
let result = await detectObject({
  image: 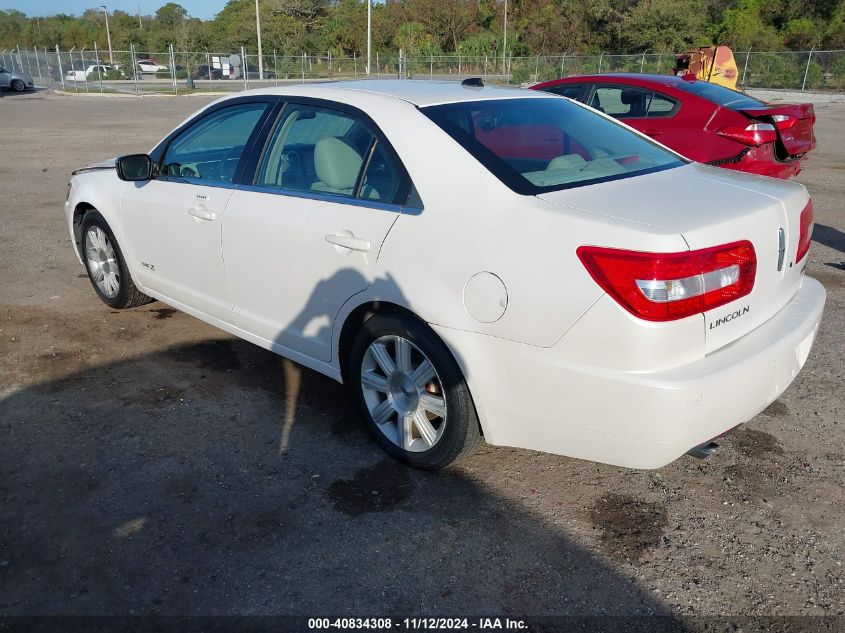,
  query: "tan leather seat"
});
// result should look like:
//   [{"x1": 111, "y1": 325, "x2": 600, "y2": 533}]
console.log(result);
[{"x1": 311, "y1": 137, "x2": 380, "y2": 200}]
